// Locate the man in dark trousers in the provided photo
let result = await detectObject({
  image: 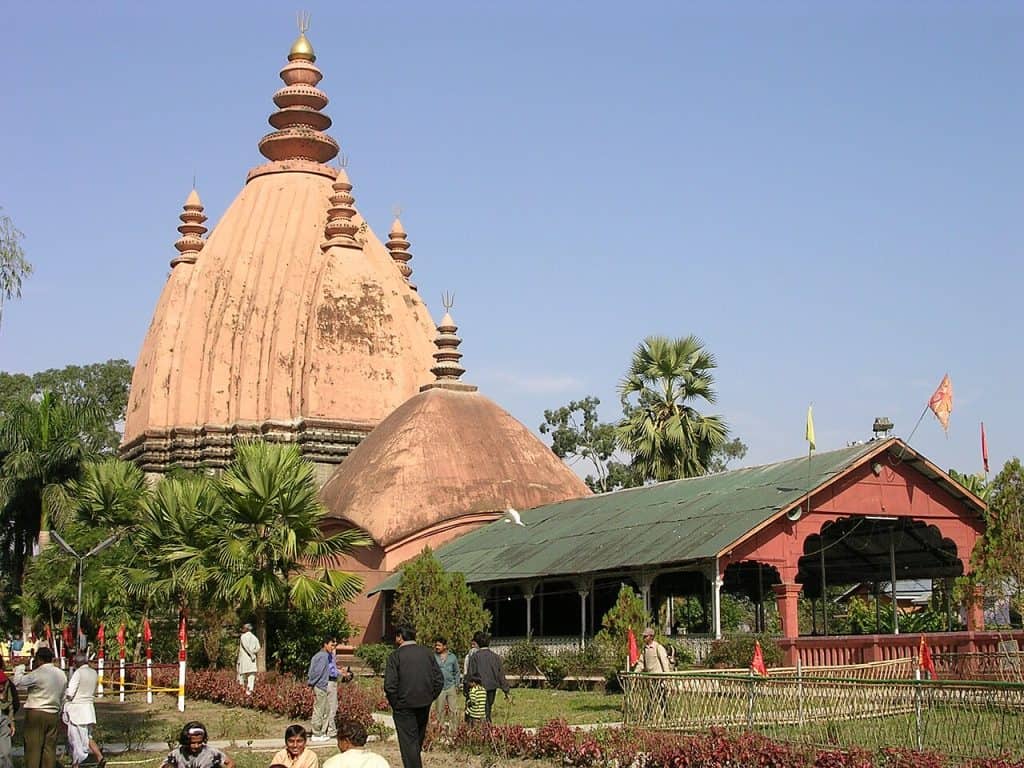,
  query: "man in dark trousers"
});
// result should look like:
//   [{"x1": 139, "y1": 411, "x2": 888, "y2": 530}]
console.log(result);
[
  {"x1": 383, "y1": 626, "x2": 443, "y2": 768},
  {"x1": 466, "y1": 632, "x2": 510, "y2": 722}
]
